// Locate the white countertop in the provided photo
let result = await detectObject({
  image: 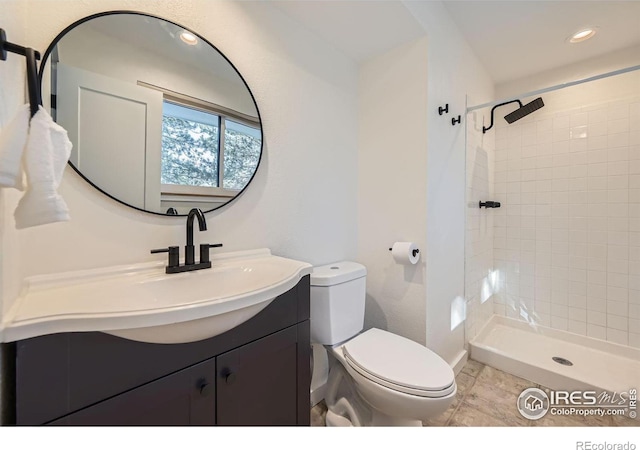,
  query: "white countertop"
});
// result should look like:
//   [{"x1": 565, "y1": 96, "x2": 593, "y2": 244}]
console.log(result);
[{"x1": 1, "y1": 248, "x2": 312, "y2": 343}]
